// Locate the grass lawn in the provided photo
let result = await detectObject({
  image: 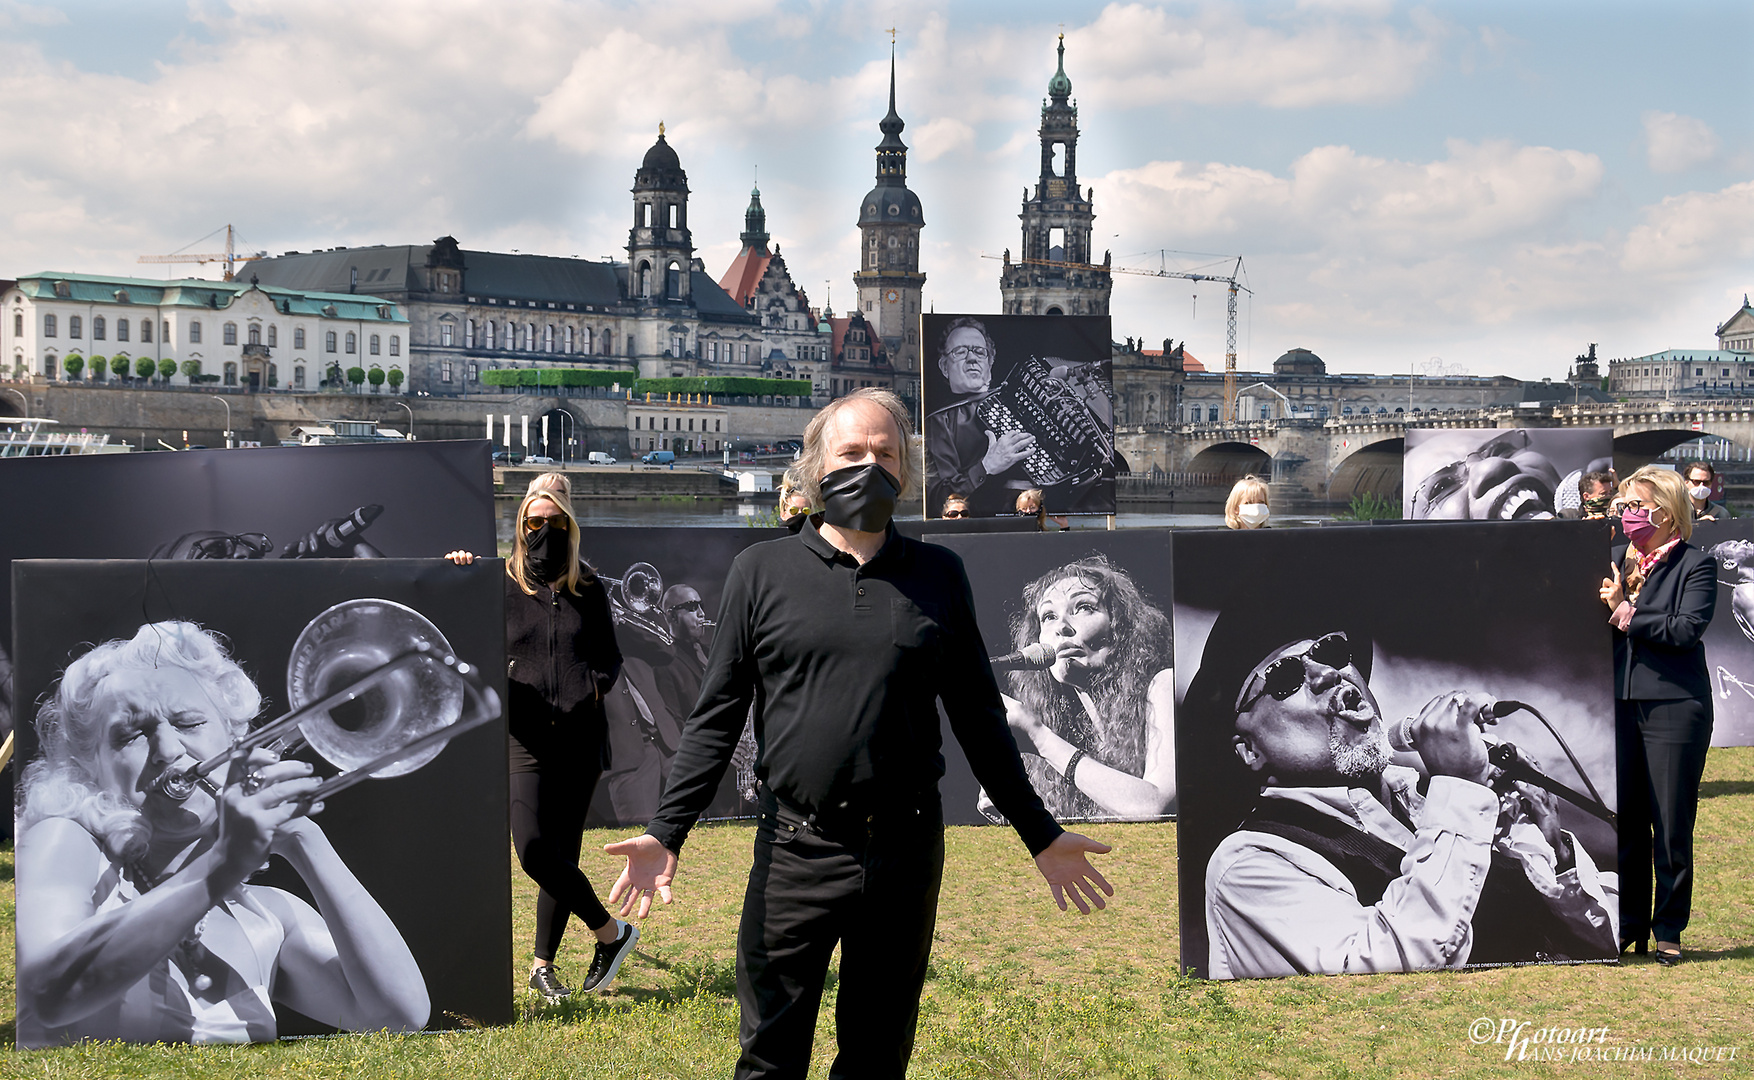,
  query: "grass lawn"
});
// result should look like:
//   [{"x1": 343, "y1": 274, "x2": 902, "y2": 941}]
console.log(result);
[{"x1": 2, "y1": 748, "x2": 1750, "y2": 1078}]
